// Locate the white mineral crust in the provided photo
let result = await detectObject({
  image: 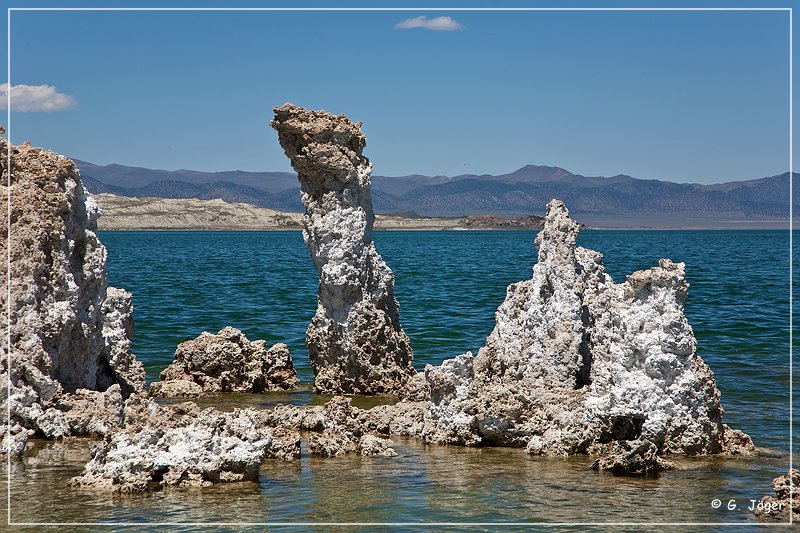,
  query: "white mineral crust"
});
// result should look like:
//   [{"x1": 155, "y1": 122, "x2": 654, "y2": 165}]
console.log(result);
[
  {"x1": 270, "y1": 104, "x2": 415, "y2": 394},
  {"x1": 418, "y1": 199, "x2": 753, "y2": 462},
  {"x1": 1, "y1": 132, "x2": 145, "y2": 455}
]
